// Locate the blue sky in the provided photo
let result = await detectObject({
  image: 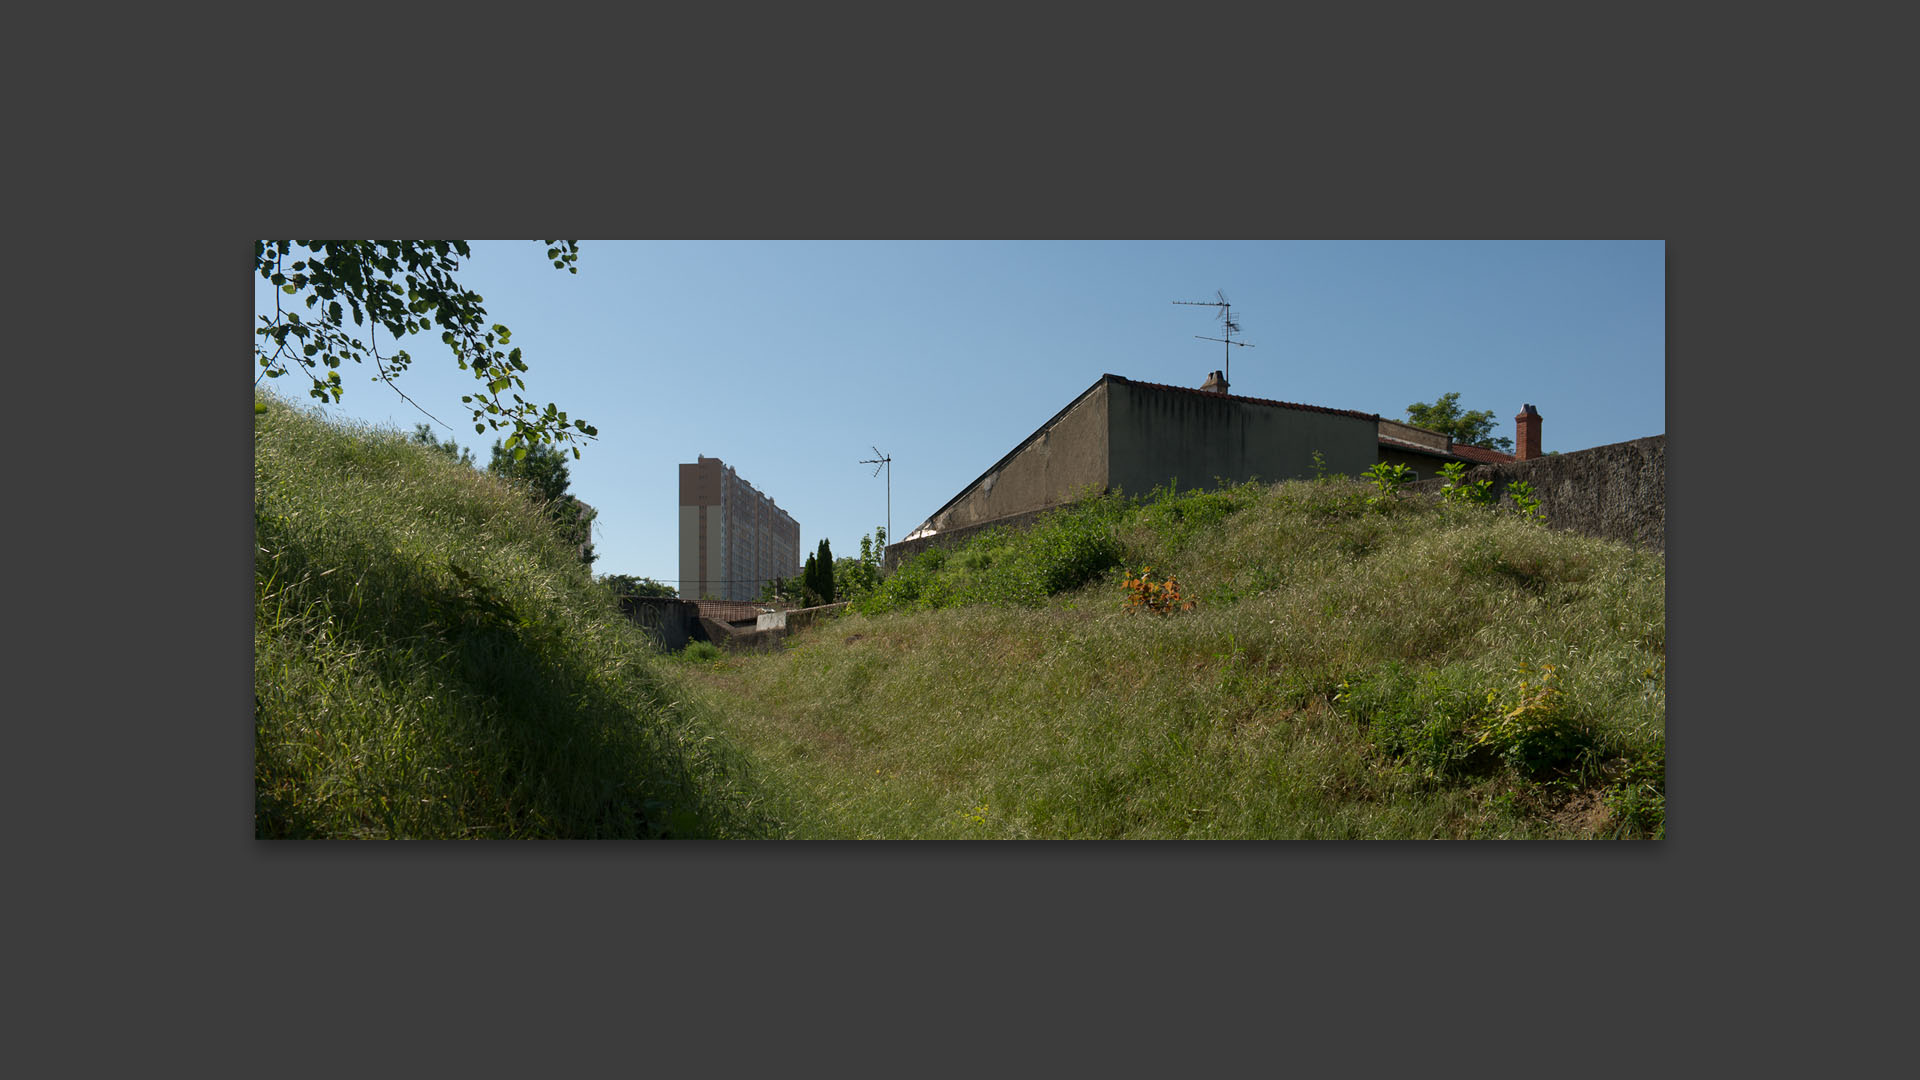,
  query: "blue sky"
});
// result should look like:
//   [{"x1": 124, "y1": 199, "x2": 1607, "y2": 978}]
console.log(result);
[{"x1": 254, "y1": 240, "x2": 1665, "y2": 588}]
